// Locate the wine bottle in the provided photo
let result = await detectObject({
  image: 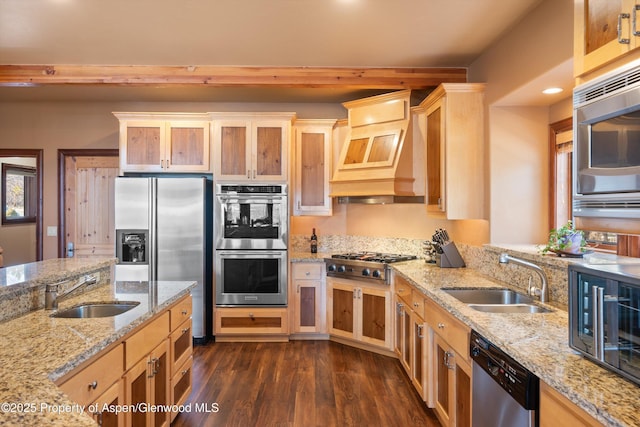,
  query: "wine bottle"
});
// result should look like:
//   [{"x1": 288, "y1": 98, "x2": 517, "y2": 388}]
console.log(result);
[{"x1": 310, "y1": 228, "x2": 318, "y2": 253}]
